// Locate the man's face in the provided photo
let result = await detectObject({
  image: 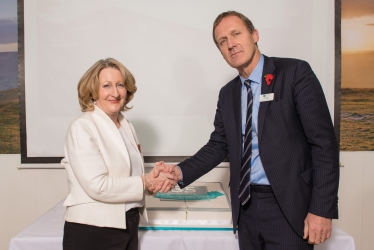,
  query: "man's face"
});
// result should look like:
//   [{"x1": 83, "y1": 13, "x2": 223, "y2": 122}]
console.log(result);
[{"x1": 214, "y1": 15, "x2": 259, "y2": 72}]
